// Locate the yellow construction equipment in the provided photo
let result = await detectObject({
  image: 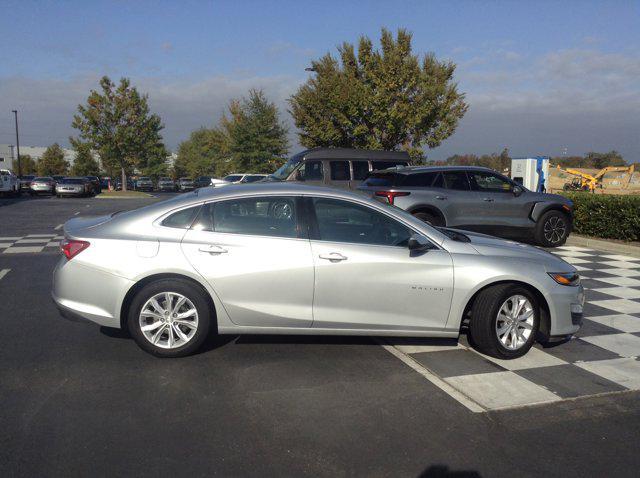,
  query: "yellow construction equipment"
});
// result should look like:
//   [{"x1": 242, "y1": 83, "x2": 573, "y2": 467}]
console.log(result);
[{"x1": 557, "y1": 164, "x2": 635, "y2": 192}]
